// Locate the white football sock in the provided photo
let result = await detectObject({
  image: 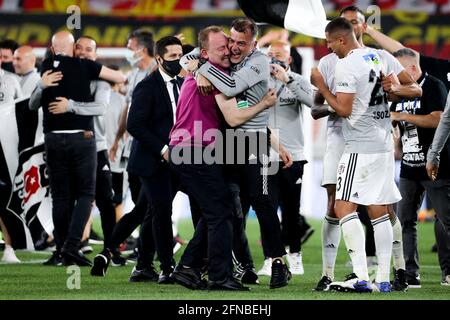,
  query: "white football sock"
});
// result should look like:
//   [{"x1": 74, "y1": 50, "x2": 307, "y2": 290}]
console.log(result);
[
  {"x1": 340, "y1": 212, "x2": 369, "y2": 281},
  {"x1": 391, "y1": 215, "x2": 406, "y2": 270},
  {"x1": 322, "y1": 215, "x2": 341, "y2": 280},
  {"x1": 372, "y1": 214, "x2": 393, "y2": 283}
]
